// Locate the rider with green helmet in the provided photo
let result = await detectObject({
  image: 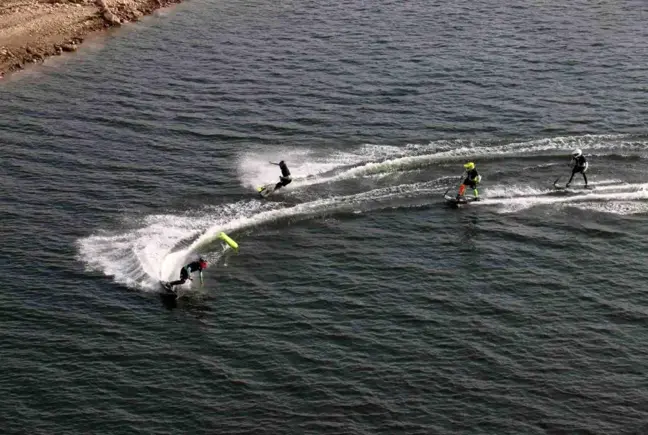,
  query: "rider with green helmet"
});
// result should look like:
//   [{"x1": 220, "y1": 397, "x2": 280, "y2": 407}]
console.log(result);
[{"x1": 457, "y1": 162, "x2": 482, "y2": 199}]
